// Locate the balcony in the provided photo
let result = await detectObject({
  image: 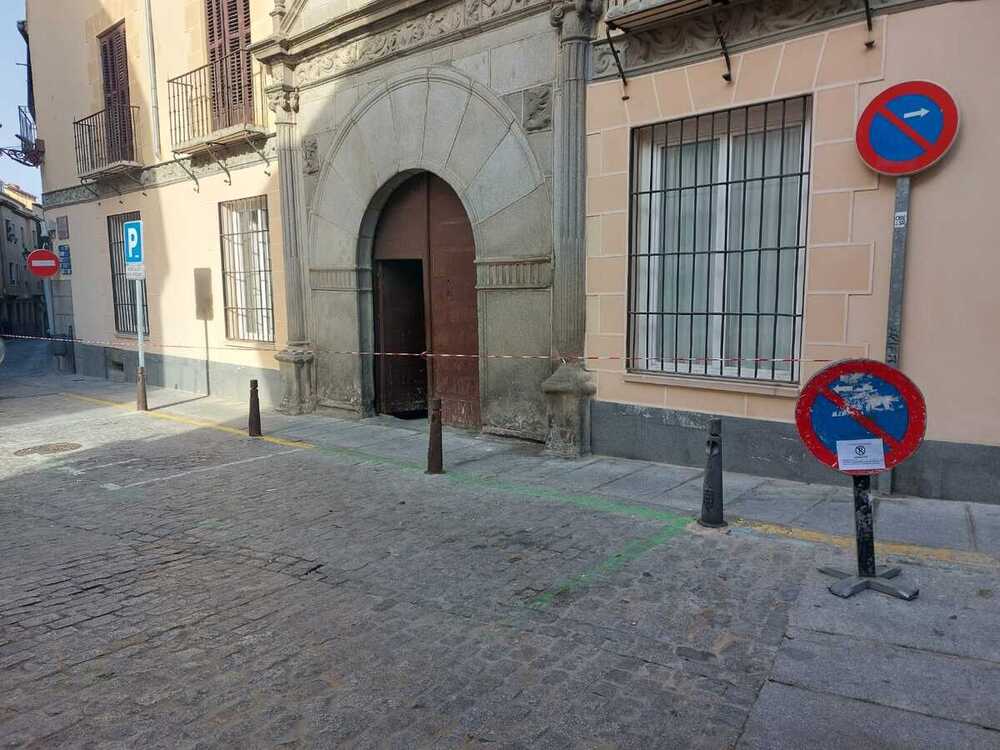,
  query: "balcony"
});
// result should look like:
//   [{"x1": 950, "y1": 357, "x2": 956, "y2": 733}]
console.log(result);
[
  {"x1": 16, "y1": 106, "x2": 43, "y2": 166},
  {"x1": 167, "y1": 48, "x2": 269, "y2": 155},
  {"x1": 72, "y1": 105, "x2": 141, "y2": 180},
  {"x1": 605, "y1": 0, "x2": 752, "y2": 31}
]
